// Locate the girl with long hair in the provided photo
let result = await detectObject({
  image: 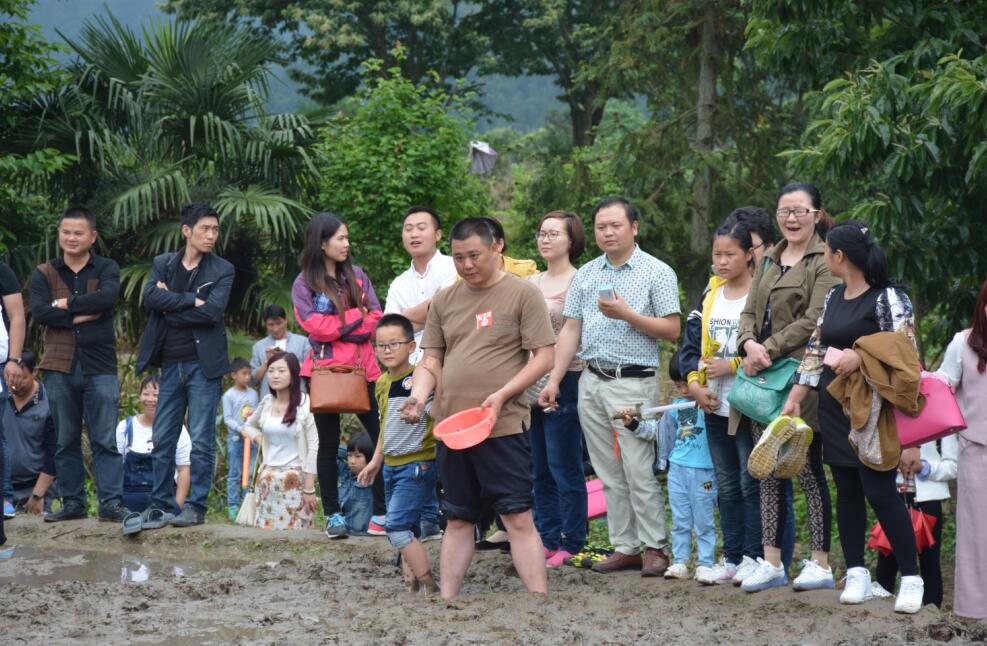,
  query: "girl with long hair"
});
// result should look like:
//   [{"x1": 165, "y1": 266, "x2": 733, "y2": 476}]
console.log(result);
[{"x1": 291, "y1": 213, "x2": 384, "y2": 538}]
